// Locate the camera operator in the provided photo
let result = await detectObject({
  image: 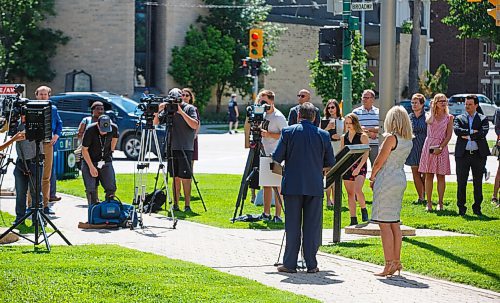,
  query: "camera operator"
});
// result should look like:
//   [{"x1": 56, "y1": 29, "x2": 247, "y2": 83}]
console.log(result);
[
  {"x1": 259, "y1": 89, "x2": 287, "y2": 223},
  {"x1": 81, "y1": 115, "x2": 119, "y2": 205},
  {"x1": 153, "y1": 88, "x2": 199, "y2": 212},
  {"x1": 13, "y1": 118, "x2": 44, "y2": 225}
]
